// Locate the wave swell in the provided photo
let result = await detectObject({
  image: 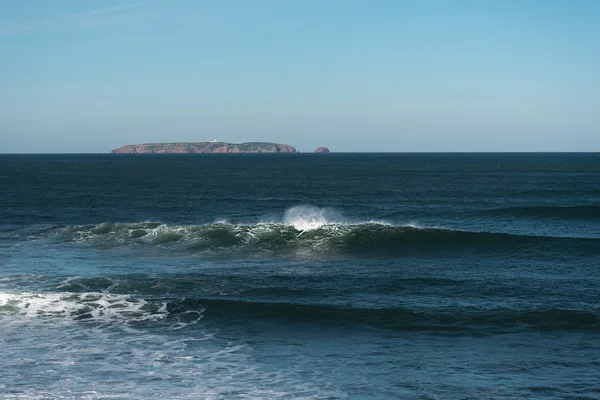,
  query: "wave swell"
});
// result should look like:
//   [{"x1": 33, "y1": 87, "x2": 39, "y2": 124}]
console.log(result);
[
  {"x1": 3, "y1": 290, "x2": 598, "y2": 333},
  {"x1": 42, "y1": 221, "x2": 600, "y2": 257},
  {"x1": 192, "y1": 298, "x2": 600, "y2": 332},
  {"x1": 483, "y1": 205, "x2": 600, "y2": 219}
]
